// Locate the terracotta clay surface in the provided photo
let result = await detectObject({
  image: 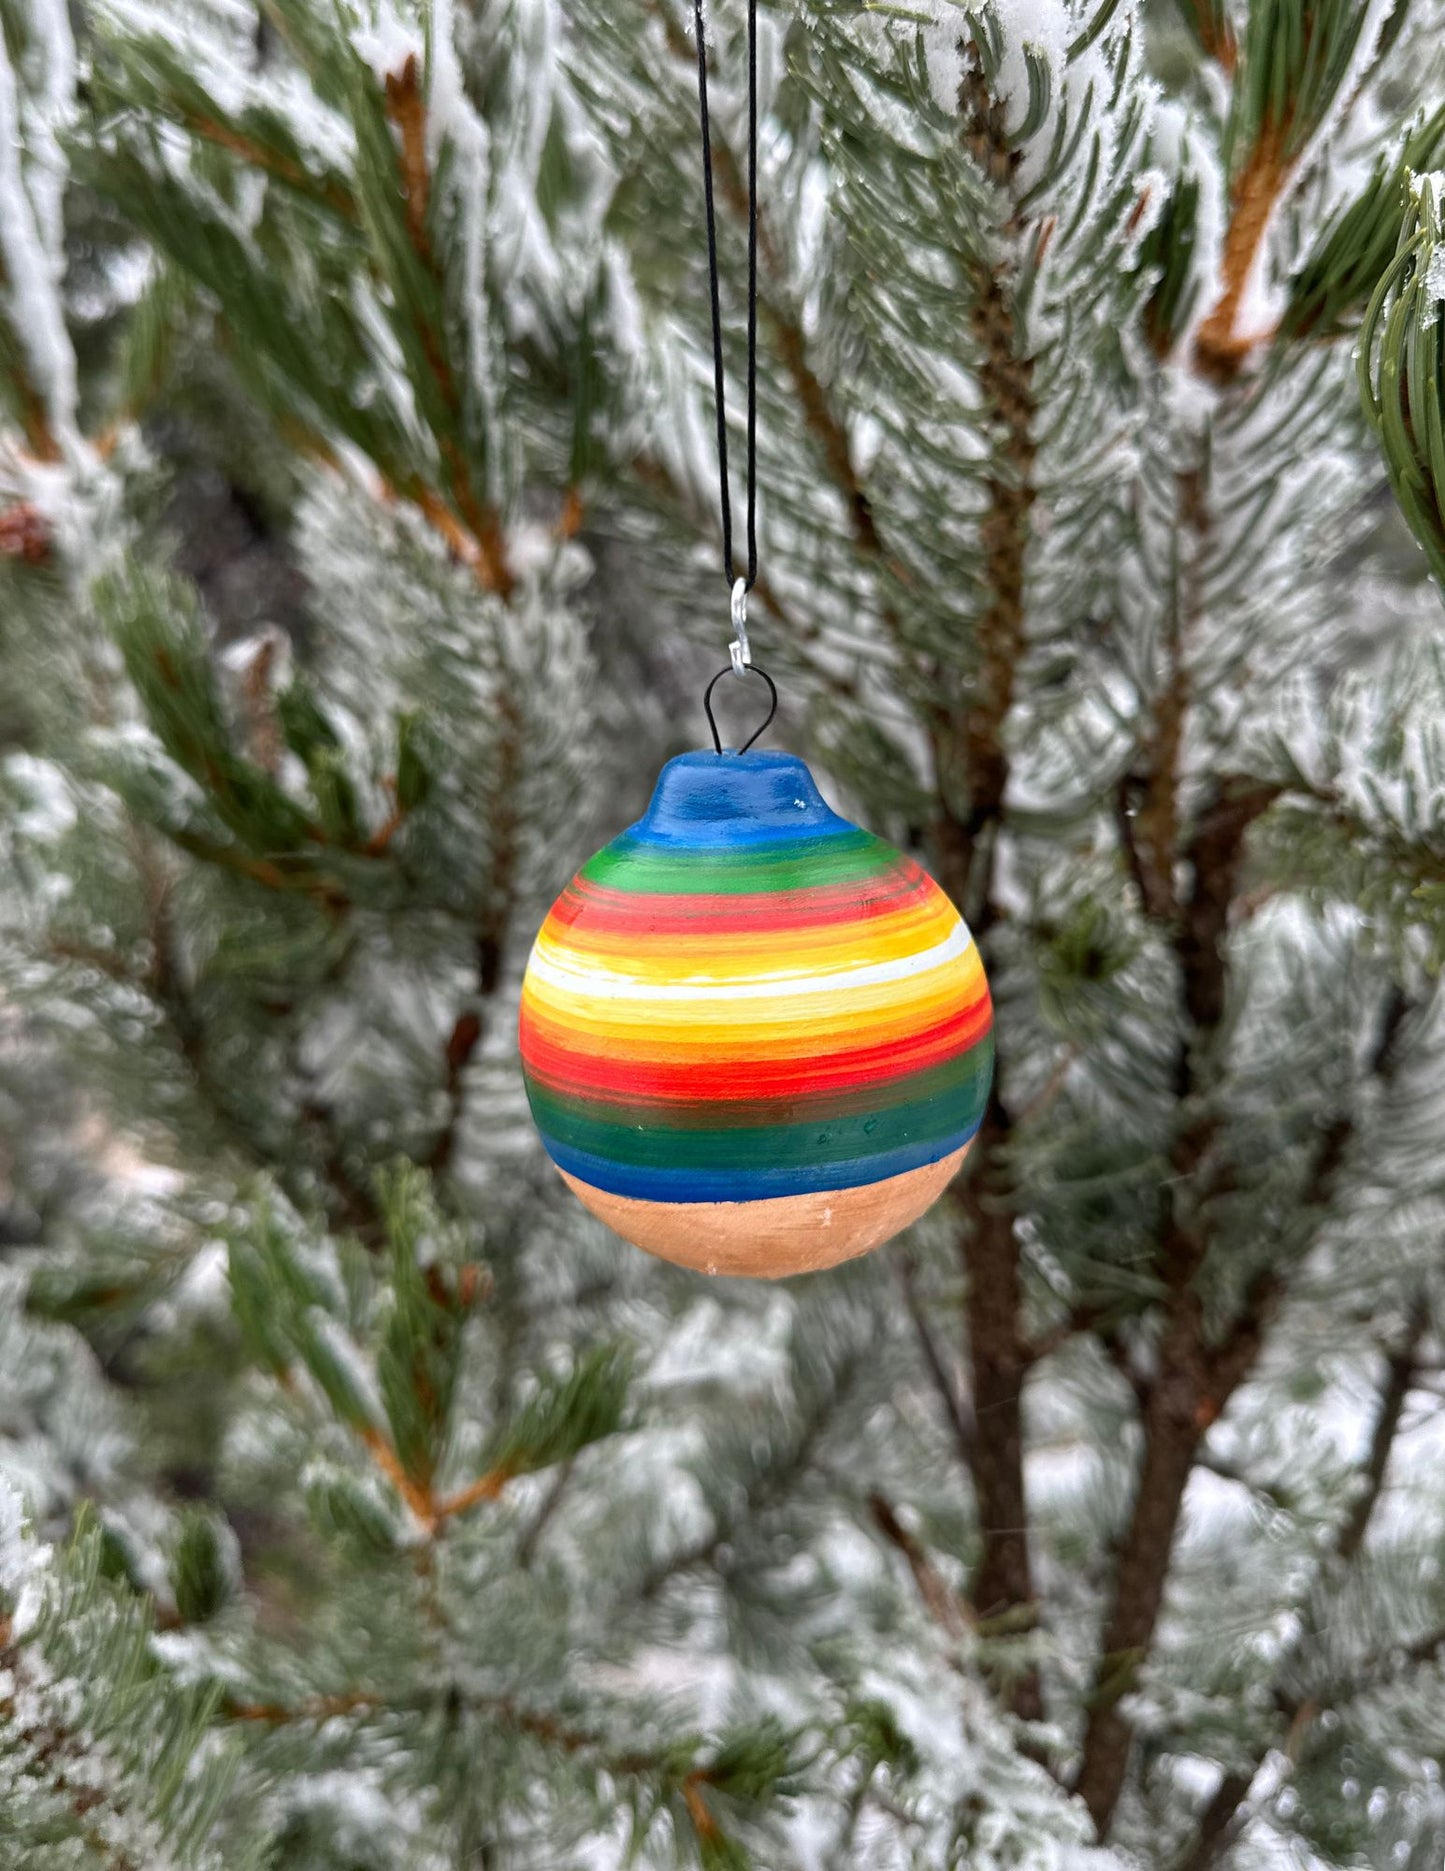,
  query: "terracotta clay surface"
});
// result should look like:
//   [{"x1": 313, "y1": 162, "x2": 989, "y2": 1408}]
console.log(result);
[
  {"x1": 559, "y1": 1144, "x2": 970, "y2": 1278},
  {"x1": 520, "y1": 749, "x2": 993, "y2": 1277}
]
